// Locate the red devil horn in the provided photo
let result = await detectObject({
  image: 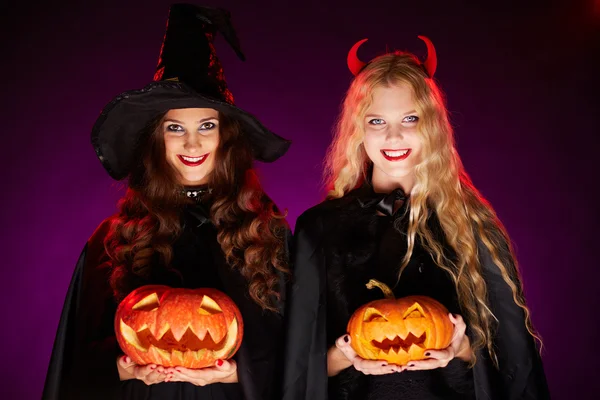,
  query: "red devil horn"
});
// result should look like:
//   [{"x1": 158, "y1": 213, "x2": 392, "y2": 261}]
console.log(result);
[
  {"x1": 417, "y1": 35, "x2": 437, "y2": 78},
  {"x1": 347, "y1": 38, "x2": 368, "y2": 76}
]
